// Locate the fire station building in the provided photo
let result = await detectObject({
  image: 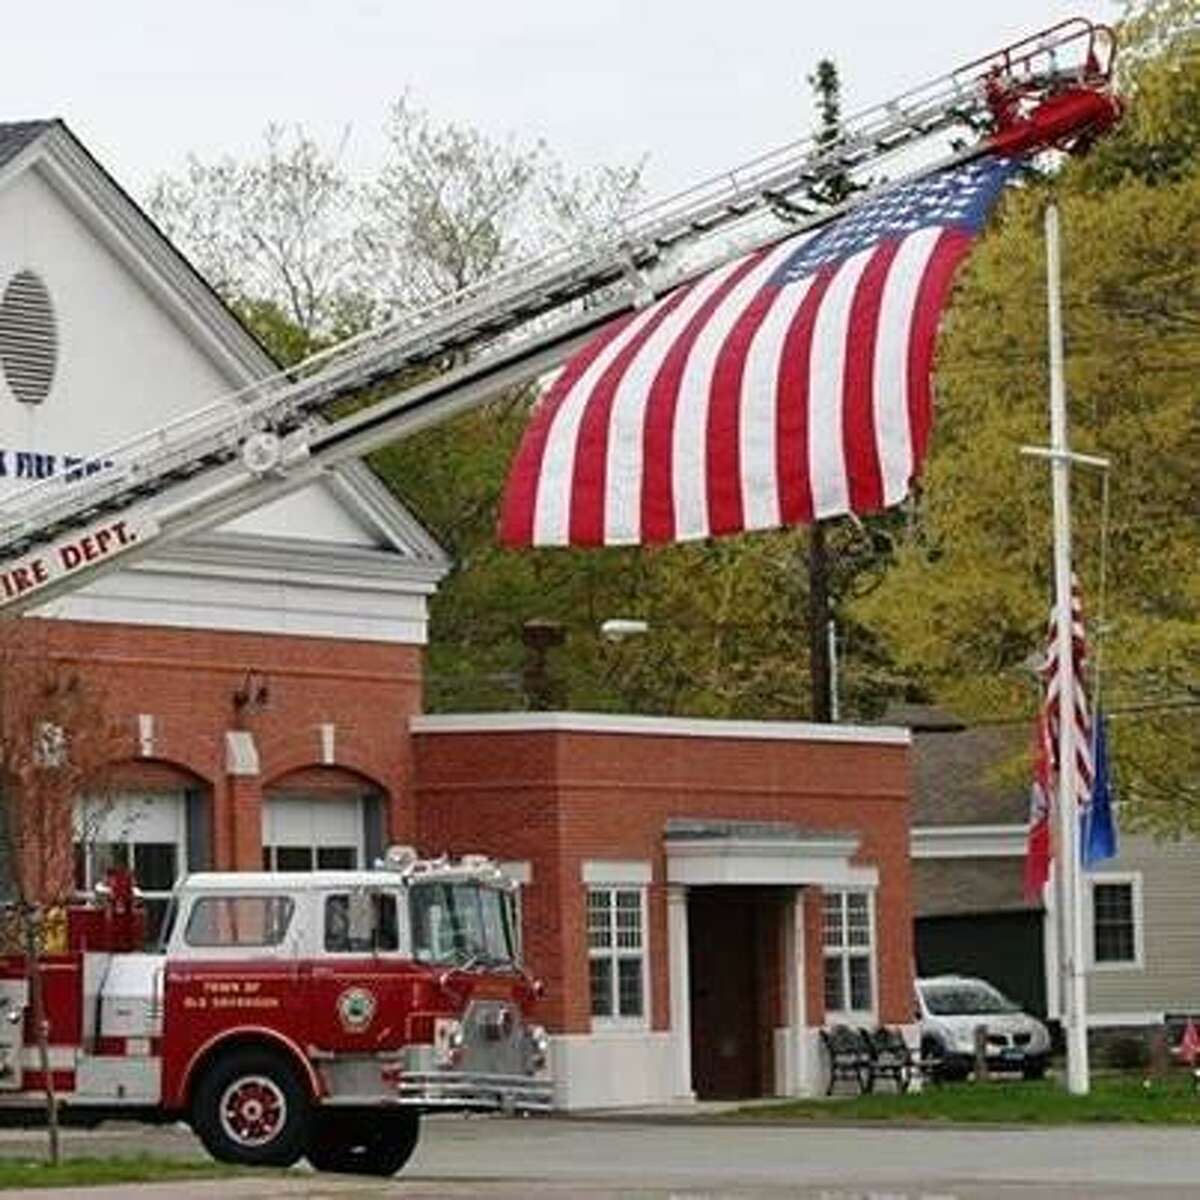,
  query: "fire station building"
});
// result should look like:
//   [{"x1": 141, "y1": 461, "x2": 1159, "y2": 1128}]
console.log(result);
[{"x1": 0, "y1": 119, "x2": 914, "y2": 1107}]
